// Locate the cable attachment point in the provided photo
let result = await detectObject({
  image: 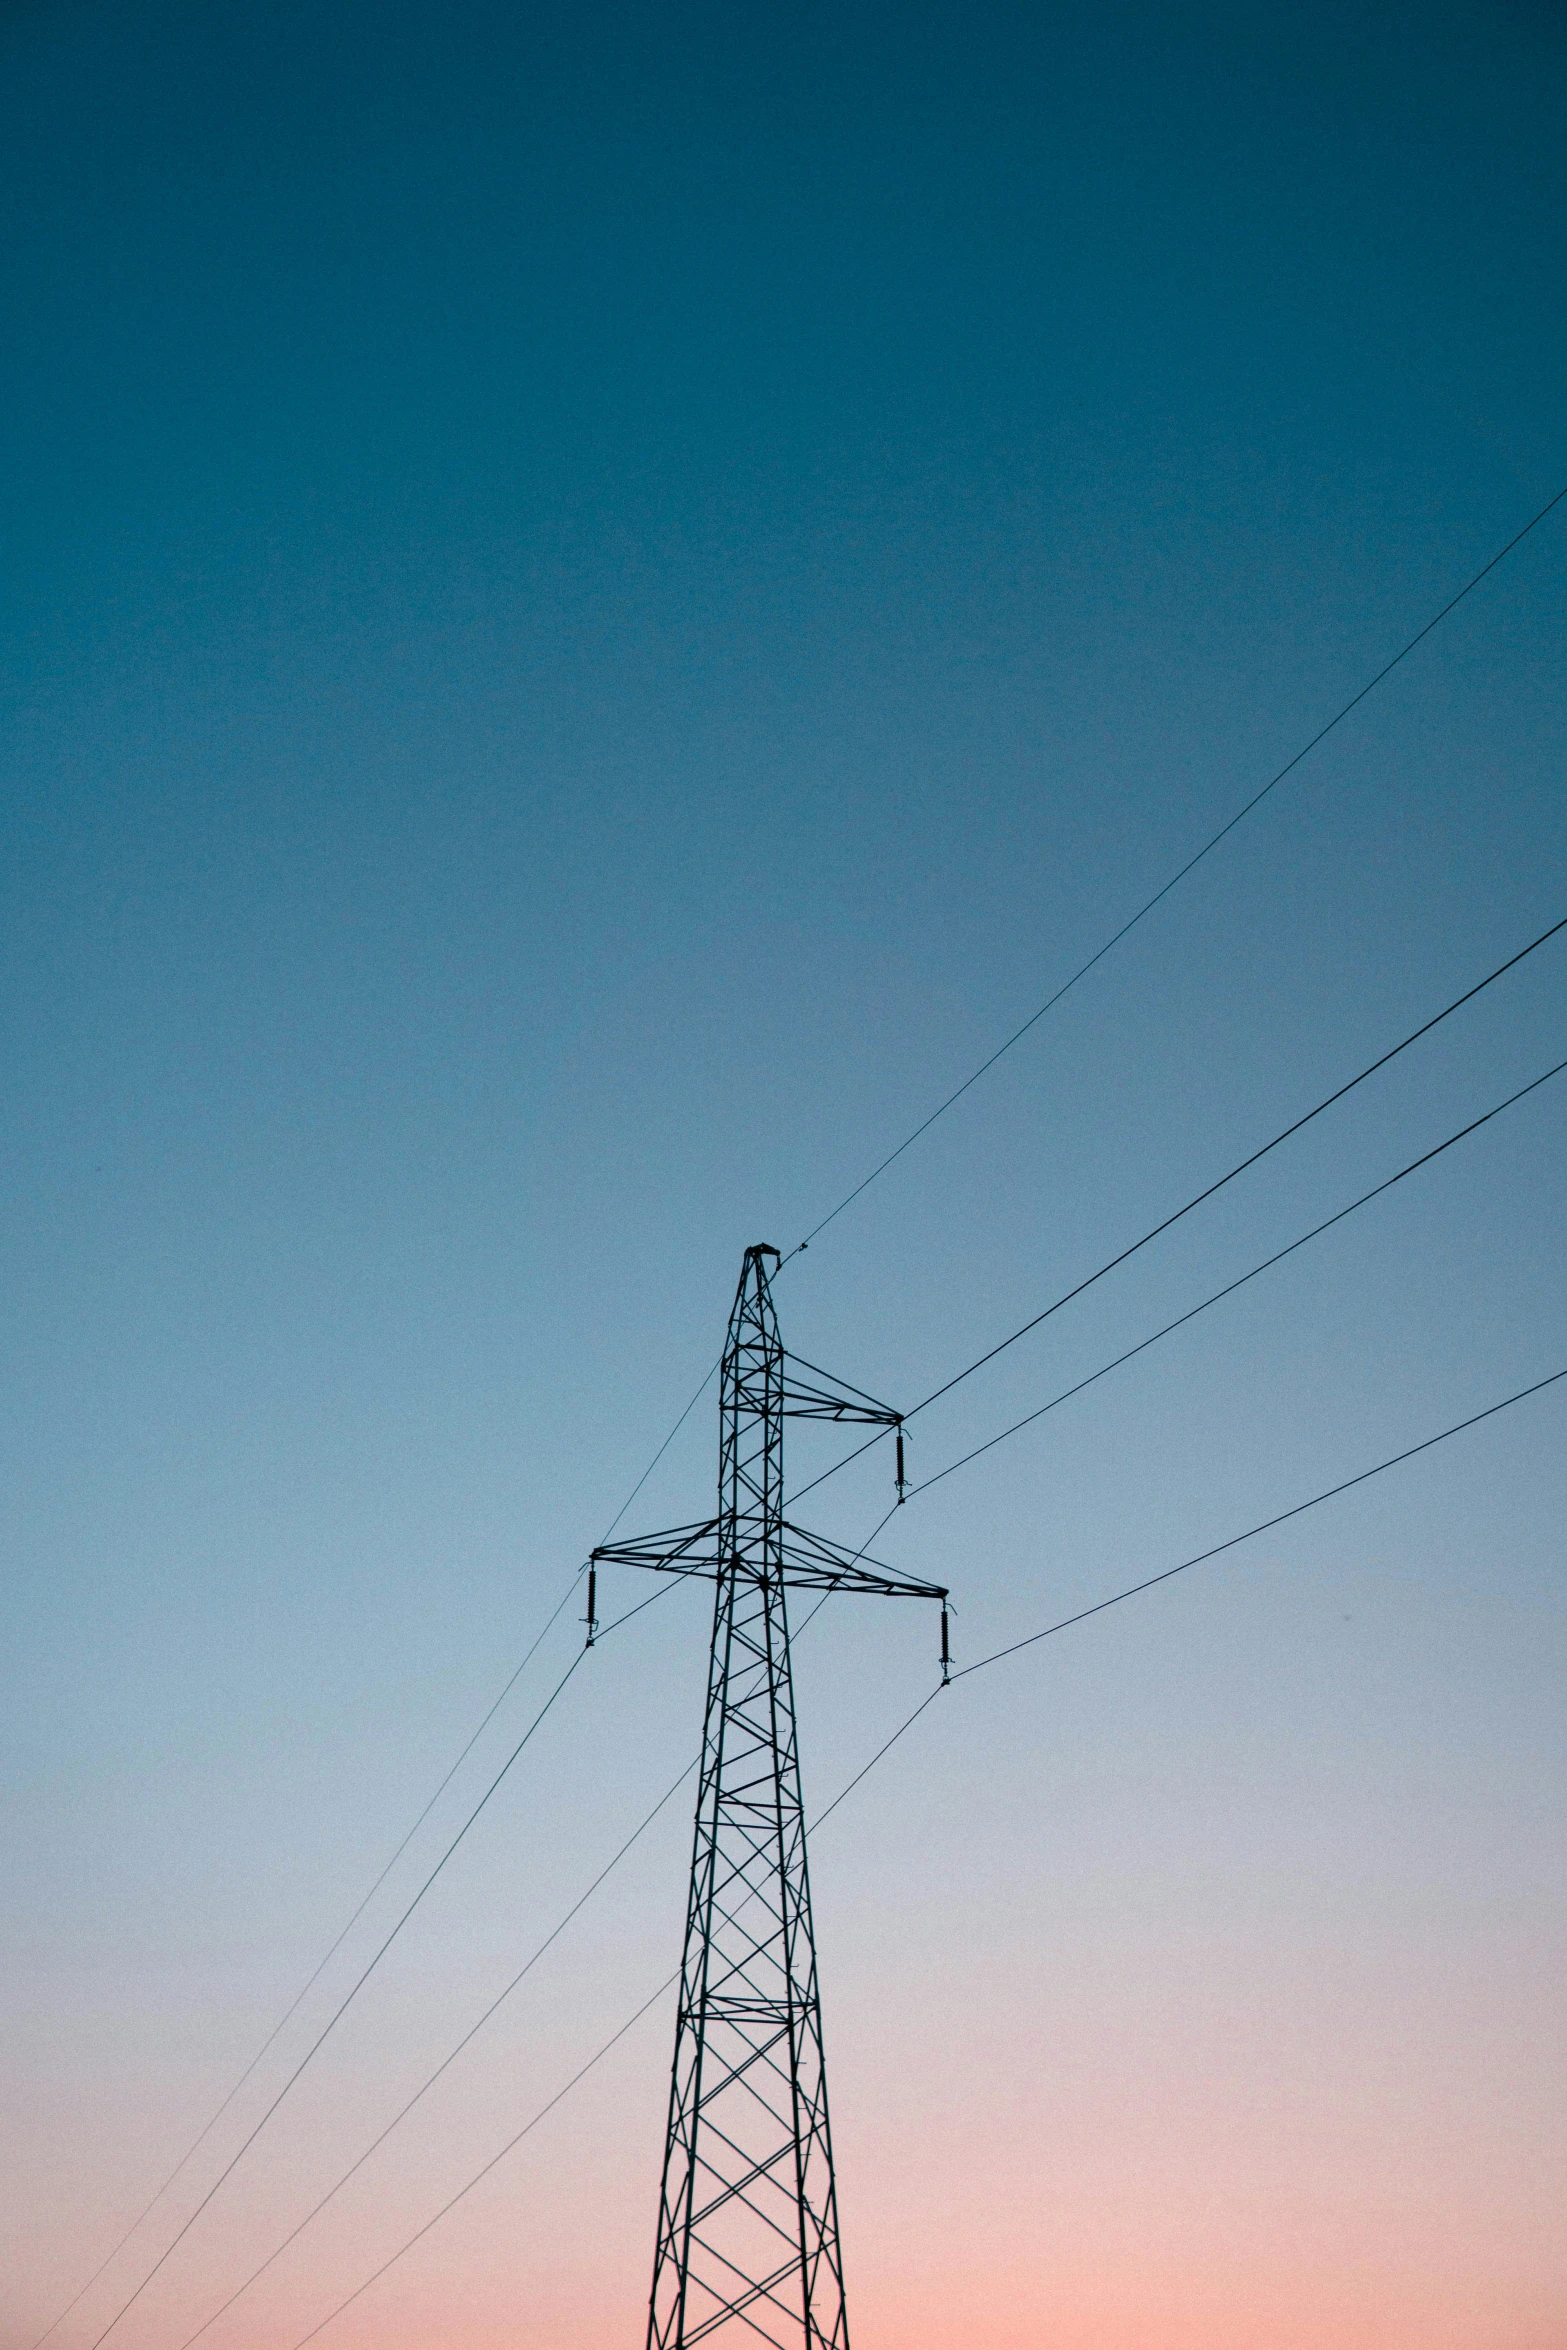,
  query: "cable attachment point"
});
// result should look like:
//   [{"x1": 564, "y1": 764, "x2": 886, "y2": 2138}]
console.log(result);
[{"x1": 584, "y1": 1565, "x2": 598, "y2": 1651}]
